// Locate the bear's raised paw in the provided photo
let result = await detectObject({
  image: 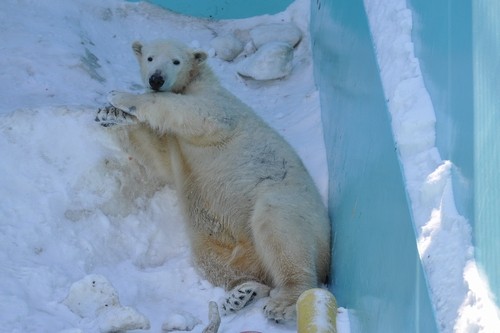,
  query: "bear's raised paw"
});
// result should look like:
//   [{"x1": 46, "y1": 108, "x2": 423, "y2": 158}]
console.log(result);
[{"x1": 95, "y1": 105, "x2": 137, "y2": 127}]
